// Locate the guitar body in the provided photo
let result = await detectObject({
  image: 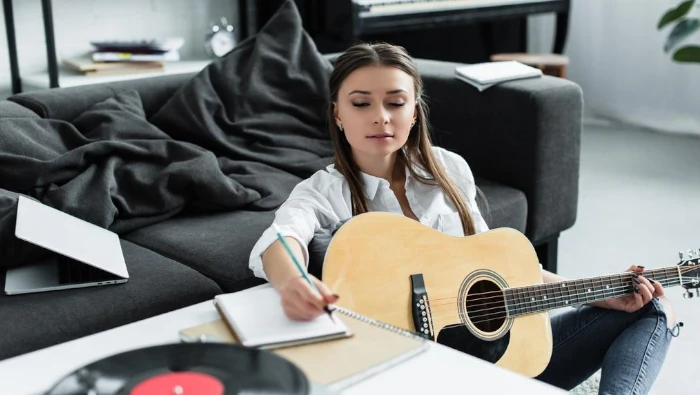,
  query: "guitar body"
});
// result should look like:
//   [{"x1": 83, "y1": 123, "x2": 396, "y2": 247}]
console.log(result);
[{"x1": 322, "y1": 212, "x2": 553, "y2": 377}]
